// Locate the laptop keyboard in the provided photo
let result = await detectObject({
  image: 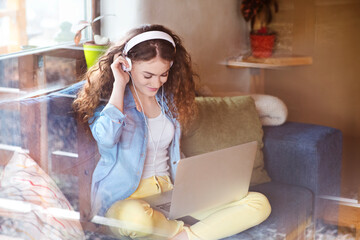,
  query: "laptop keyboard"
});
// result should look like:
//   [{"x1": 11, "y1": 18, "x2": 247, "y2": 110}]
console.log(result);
[{"x1": 157, "y1": 202, "x2": 171, "y2": 212}]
